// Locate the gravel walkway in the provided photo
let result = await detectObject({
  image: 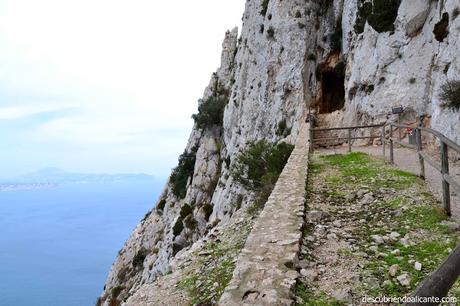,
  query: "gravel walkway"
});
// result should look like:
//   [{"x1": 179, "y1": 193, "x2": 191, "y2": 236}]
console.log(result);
[{"x1": 317, "y1": 145, "x2": 460, "y2": 221}]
